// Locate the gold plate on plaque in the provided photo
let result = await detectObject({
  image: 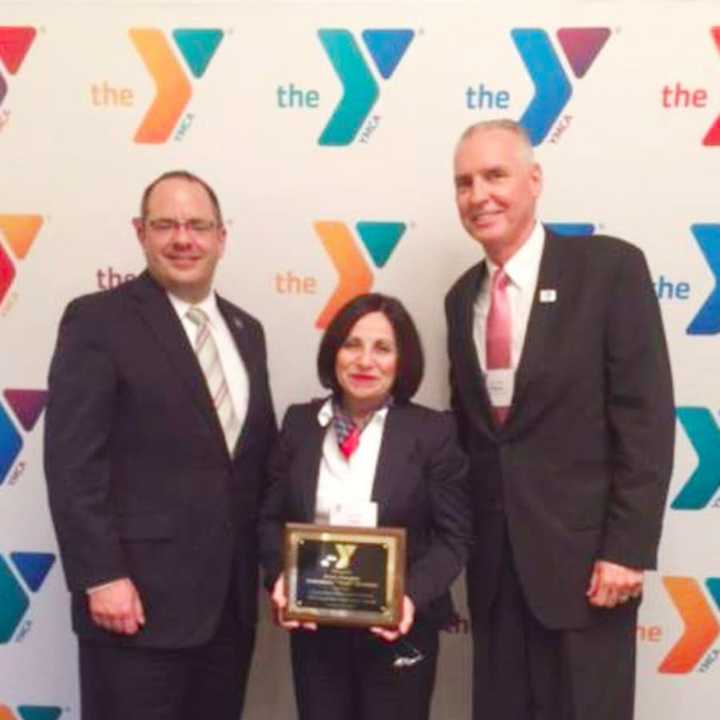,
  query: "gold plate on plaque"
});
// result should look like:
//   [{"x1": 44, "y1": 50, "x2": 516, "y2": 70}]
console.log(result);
[{"x1": 284, "y1": 523, "x2": 406, "y2": 627}]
